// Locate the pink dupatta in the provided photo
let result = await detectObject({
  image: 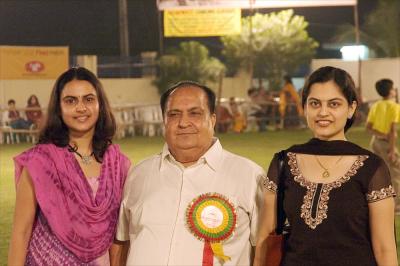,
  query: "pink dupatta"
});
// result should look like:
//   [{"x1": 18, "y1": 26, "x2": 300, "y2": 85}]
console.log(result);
[{"x1": 14, "y1": 143, "x2": 130, "y2": 262}]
